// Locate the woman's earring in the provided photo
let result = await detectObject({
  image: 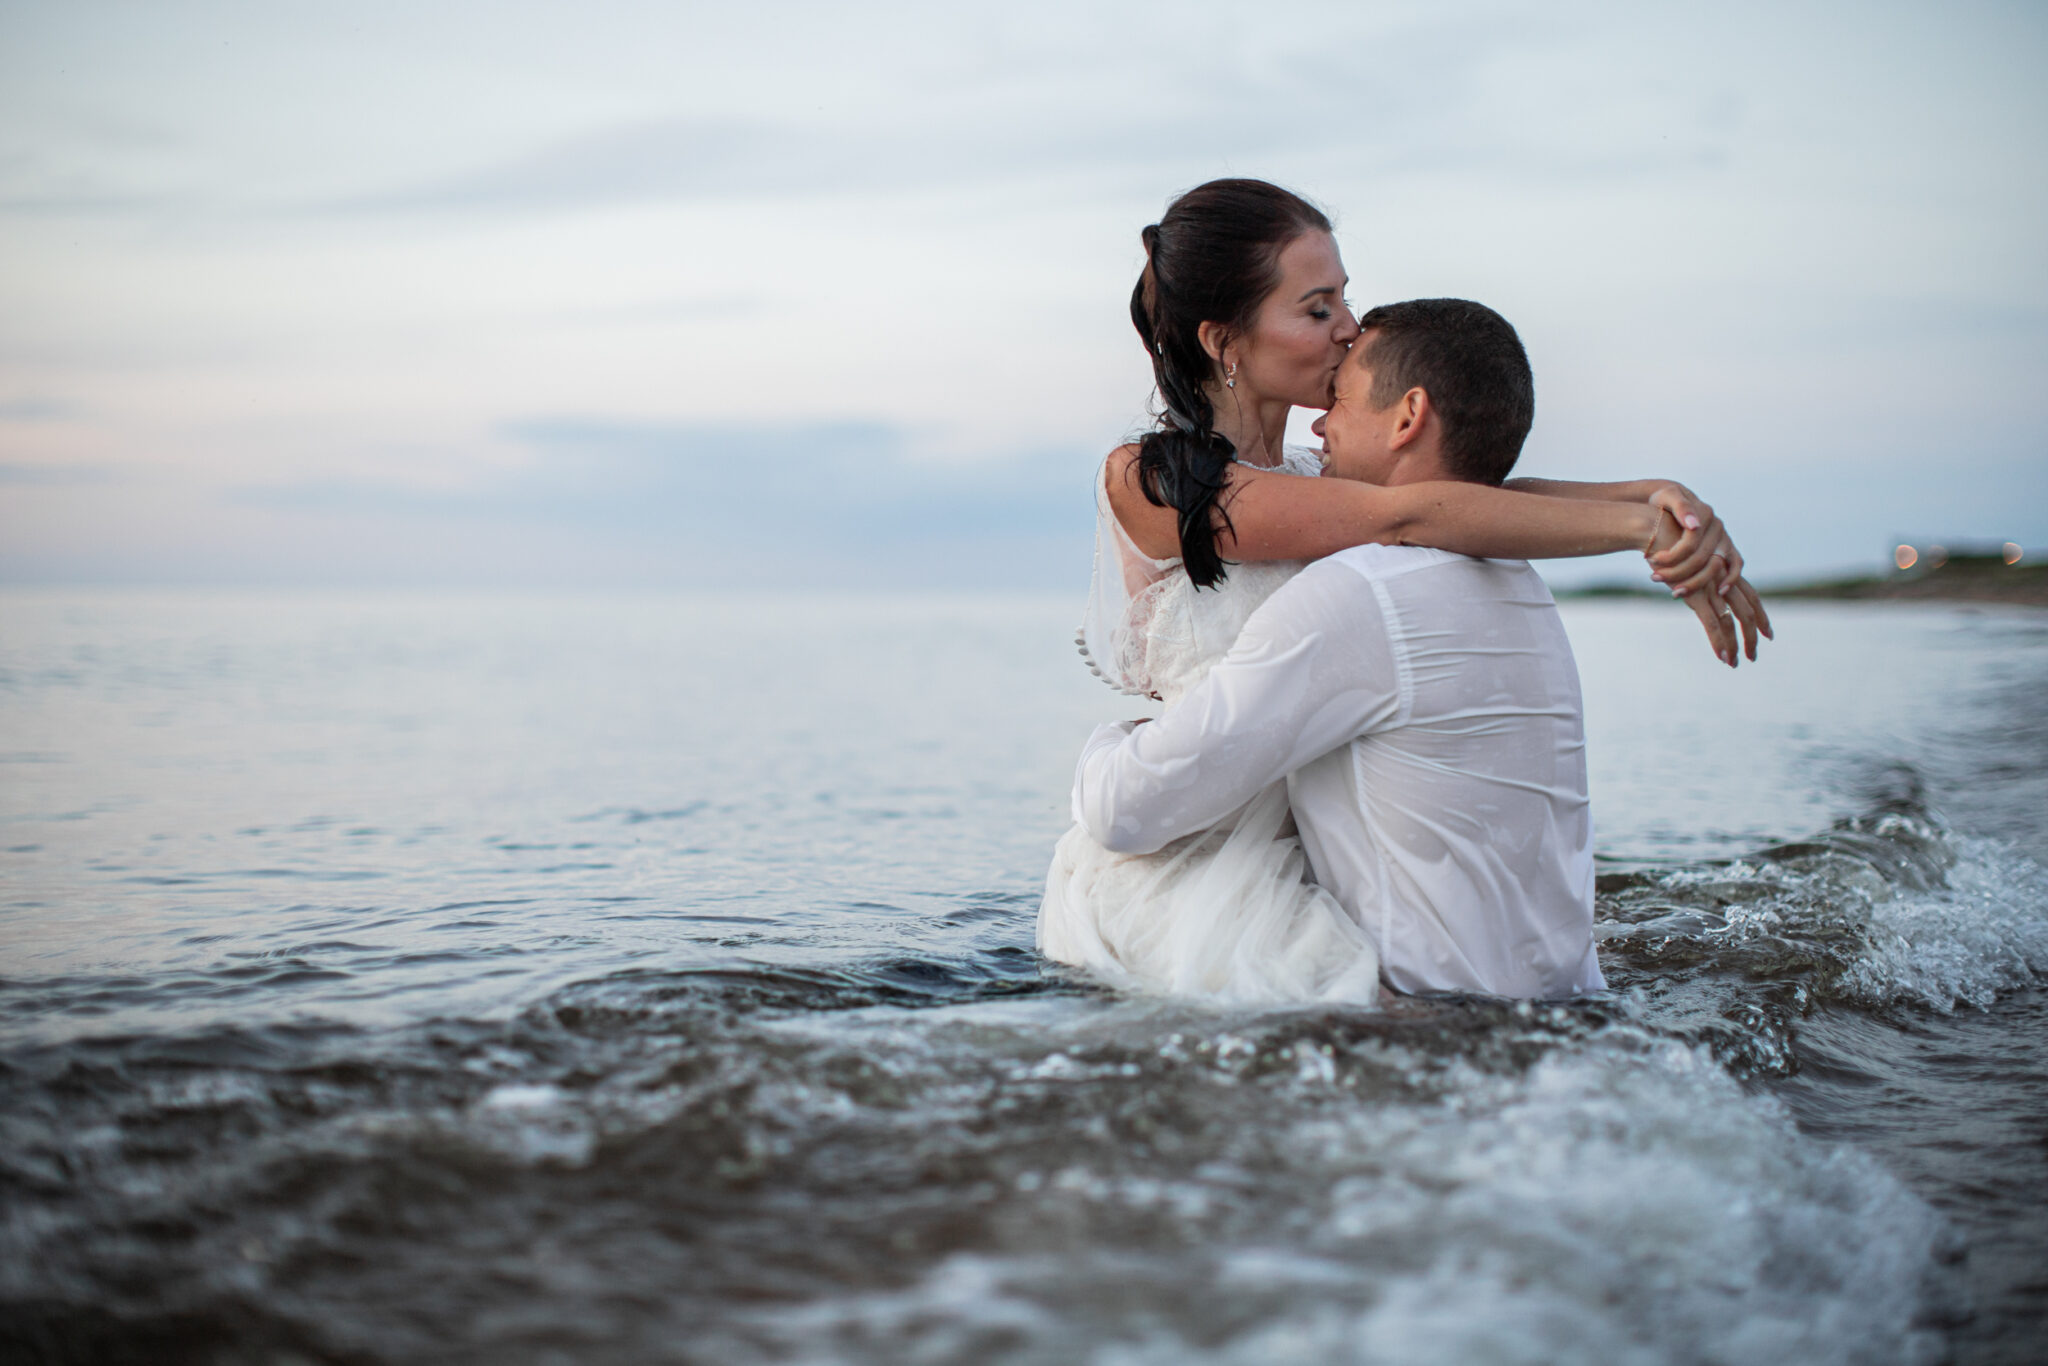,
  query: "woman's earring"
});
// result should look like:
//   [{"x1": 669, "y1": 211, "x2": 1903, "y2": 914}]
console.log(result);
[{"x1": 1225, "y1": 361, "x2": 1237, "y2": 390}]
